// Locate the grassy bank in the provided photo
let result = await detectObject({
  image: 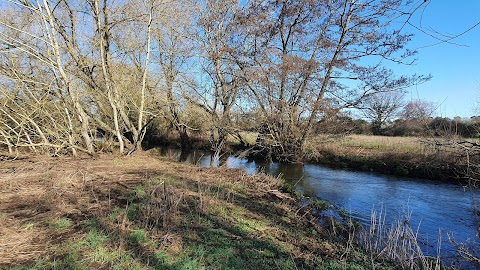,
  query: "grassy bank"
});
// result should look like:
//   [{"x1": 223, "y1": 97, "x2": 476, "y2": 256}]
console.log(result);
[
  {"x1": 0, "y1": 152, "x2": 399, "y2": 270},
  {"x1": 304, "y1": 135, "x2": 470, "y2": 182}
]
